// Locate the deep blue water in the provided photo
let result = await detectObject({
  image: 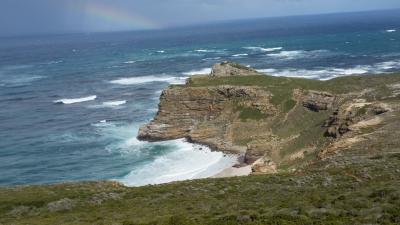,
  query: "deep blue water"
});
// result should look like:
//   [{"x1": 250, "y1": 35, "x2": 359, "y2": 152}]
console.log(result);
[{"x1": 1, "y1": 10, "x2": 400, "y2": 186}]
